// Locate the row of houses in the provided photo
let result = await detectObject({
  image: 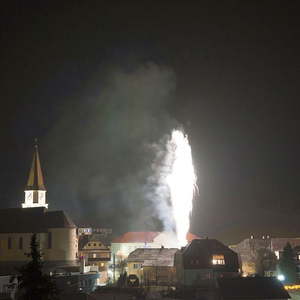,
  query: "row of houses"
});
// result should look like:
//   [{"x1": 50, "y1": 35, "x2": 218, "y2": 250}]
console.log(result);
[
  {"x1": 231, "y1": 236, "x2": 300, "y2": 277},
  {"x1": 126, "y1": 238, "x2": 240, "y2": 287},
  {"x1": 79, "y1": 230, "x2": 300, "y2": 285},
  {"x1": 0, "y1": 144, "x2": 294, "y2": 299}
]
